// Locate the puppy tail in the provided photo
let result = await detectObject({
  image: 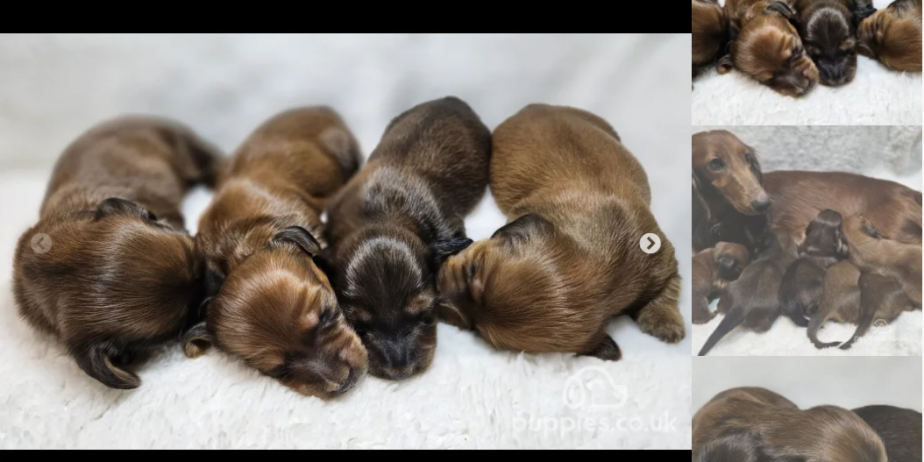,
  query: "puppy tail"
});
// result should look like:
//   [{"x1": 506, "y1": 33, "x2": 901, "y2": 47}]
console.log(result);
[
  {"x1": 73, "y1": 343, "x2": 141, "y2": 389},
  {"x1": 698, "y1": 305, "x2": 743, "y2": 356},
  {"x1": 807, "y1": 311, "x2": 842, "y2": 349}
]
